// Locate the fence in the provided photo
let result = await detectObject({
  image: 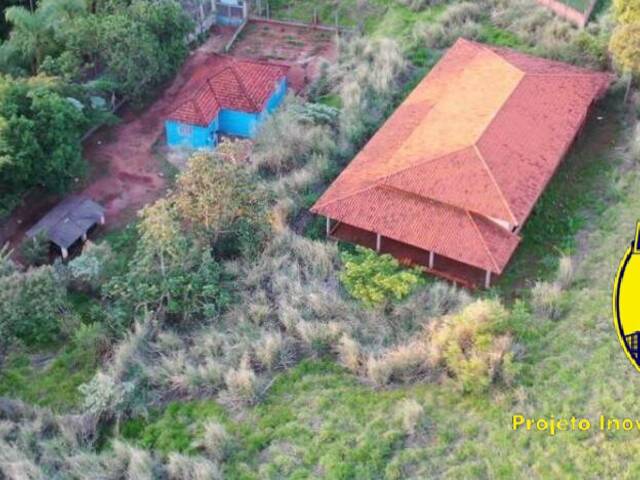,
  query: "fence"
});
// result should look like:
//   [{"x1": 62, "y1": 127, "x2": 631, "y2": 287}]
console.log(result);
[
  {"x1": 534, "y1": 0, "x2": 599, "y2": 28},
  {"x1": 249, "y1": 1, "x2": 357, "y2": 33}
]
